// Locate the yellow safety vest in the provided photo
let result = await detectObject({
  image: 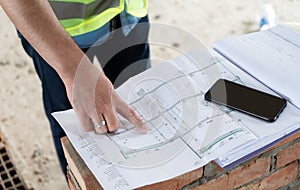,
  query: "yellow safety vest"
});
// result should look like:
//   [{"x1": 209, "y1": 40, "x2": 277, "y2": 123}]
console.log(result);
[{"x1": 49, "y1": 0, "x2": 148, "y2": 36}]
